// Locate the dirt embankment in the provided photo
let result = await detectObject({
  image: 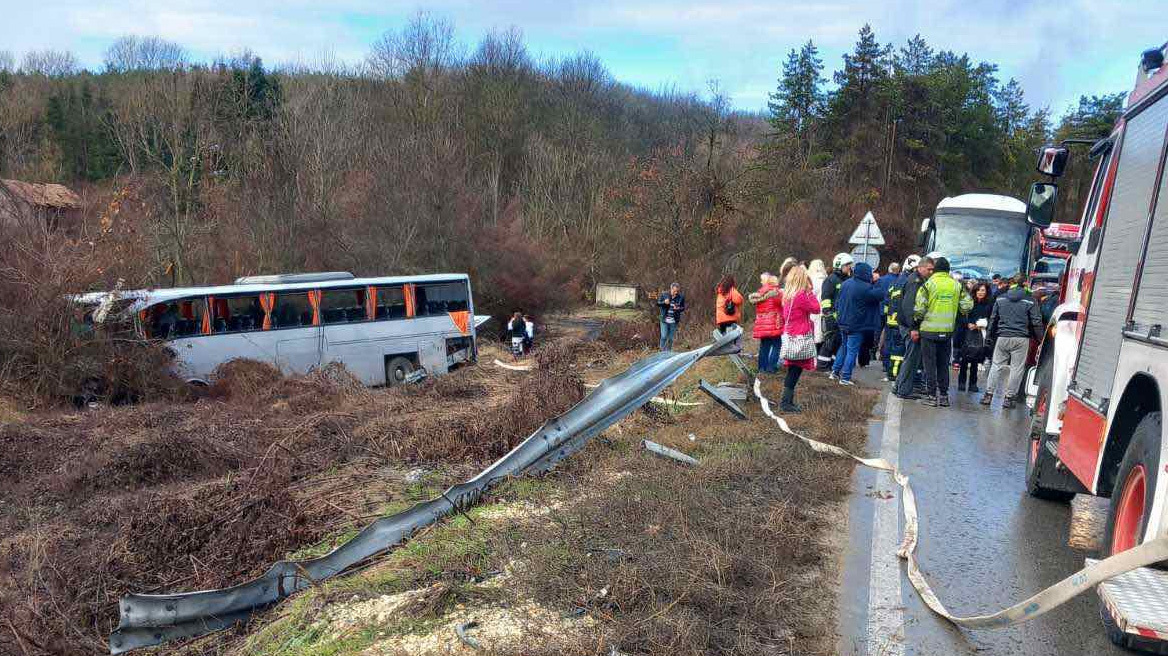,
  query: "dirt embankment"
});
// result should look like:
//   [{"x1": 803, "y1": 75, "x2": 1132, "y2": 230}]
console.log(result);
[
  {"x1": 216, "y1": 336, "x2": 877, "y2": 656},
  {"x1": 0, "y1": 340, "x2": 584, "y2": 656},
  {"x1": 1, "y1": 320, "x2": 878, "y2": 656}
]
